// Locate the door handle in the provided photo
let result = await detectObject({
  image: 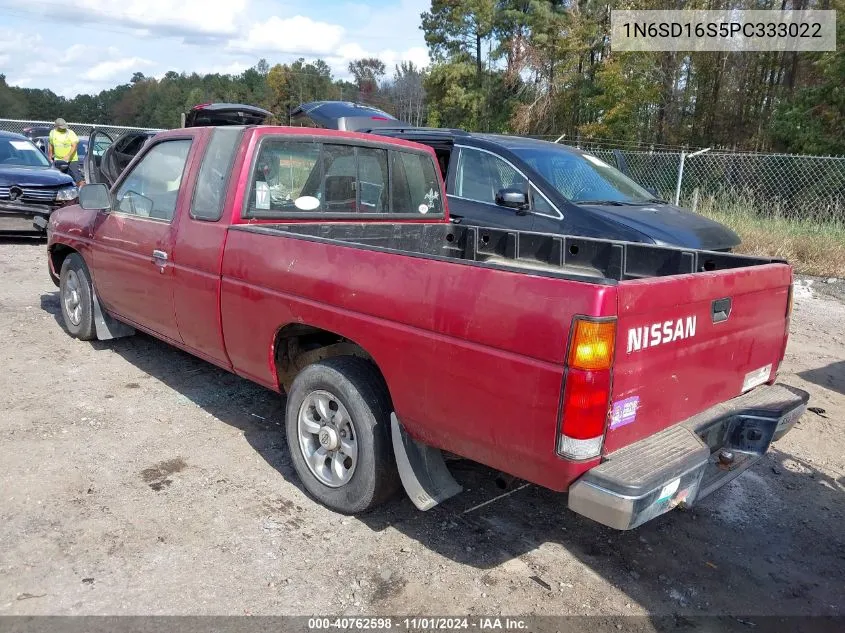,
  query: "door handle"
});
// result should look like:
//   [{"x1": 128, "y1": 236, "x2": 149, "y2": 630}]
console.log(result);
[{"x1": 152, "y1": 250, "x2": 168, "y2": 273}]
